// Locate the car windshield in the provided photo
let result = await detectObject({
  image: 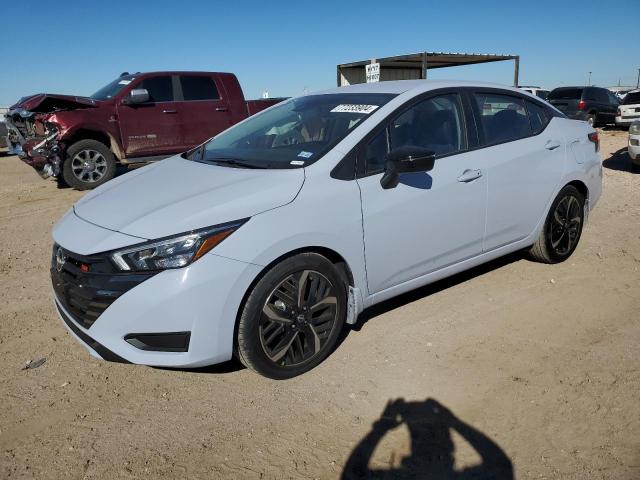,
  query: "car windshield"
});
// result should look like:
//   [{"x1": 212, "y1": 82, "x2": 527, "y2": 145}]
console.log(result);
[
  {"x1": 622, "y1": 92, "x2": 640, "y2": 105},
  {"x1": 91, "y1": 75, "x2": 136, "y2": 100},
  {"x1": 548, "y1": 88, "x2": 583, "y2": 100},
  {"x1": 199, "y1": 93, "x2": 397, "y2": 169}
]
